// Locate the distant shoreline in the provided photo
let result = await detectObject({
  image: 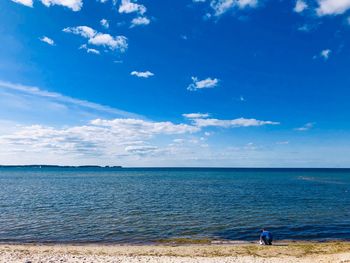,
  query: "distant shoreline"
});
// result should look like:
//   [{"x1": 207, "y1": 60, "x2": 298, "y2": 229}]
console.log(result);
[
  {"x1": 0, "y1": 165, "x2": 122, "y2": 168},
  {"x1": 1, "y1": 165, "x2": 350, "y2": 170}
]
